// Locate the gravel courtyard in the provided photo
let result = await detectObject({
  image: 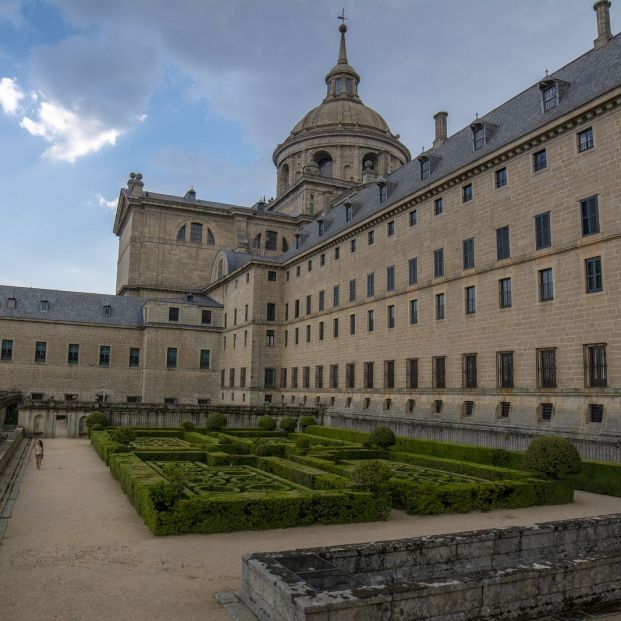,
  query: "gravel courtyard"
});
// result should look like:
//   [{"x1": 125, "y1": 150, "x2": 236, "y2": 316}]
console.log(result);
[{"x1": 2, "y1": 436, "x2": 621, "y2": 621}]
